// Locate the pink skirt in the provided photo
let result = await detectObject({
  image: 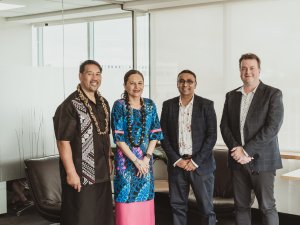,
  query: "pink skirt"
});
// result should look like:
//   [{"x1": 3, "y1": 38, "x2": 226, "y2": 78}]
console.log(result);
[{"x1": 115, "y1": 199, "x2": 155, "y2": 225}]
